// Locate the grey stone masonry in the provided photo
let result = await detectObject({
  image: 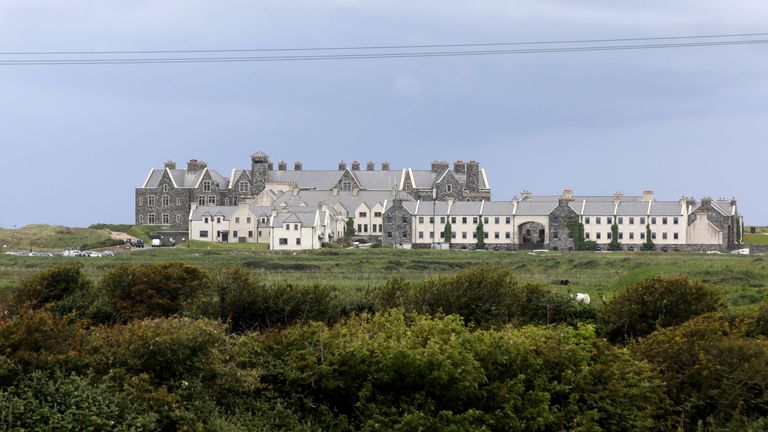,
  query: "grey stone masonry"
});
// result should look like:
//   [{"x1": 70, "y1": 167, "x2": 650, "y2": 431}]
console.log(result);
[
  {"x1": 135, "y1": 170, "x2": 192, "y2": 231},
  {"x1": 548, "y1": 198, "x2": 579, "y2": 251},
  {"x1": 382, "y1": 199, "x2": 412, "y2": 246},
  {"x1": 688, "y1": 198, "x2": 737, "y2": 247},
  {"x1": 251, "y1": 152, "x2": 268, "y2": 195}
]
